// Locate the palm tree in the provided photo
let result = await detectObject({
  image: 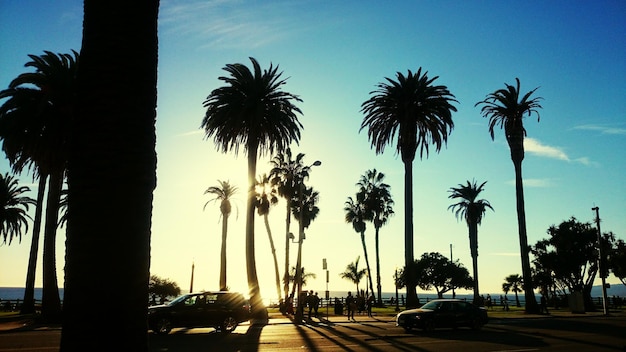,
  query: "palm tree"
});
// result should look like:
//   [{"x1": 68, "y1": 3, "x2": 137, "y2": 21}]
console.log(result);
[
  {"x1": 0, "y1": 50, "x2": 78, "y2": 319},
  {"x1": 254, "y1": 173, "x2": 282, "y2": 302},
  {"x1": 291, "y1": 184, "x2": 320, "y2": 318},
  {"x1": 360, "y1": 68, "x2": 457, "y2": 308},
  {"x1": 476, "y1": 78, "x2": 543, "y2": 313},
  {"x1": 204, "y1": 180, "x2": 238, "y2": 291},
  {"x1": 503, "y1": 274, "x2": 523, "y2": 307},
  {"x1": 62, "y1": 1, "x2": 158, "y2": 349},
  {"x1": 269, "y1": 149, "x2": 317, "y2": 299},
  {"x1": 344, "y1": 196, "x2": 375, "y2": 297},
  {"x1": 0, "y1": 172, "x2": 35, "y2": 244},
  {"x1": 202, "y1": 57, "x2": 303, "y2": 320},
  {"x1": 357, "y1": 169, "x2": 394, "y2": 306},
  {"x1": 340, "y1": 256, "x2": 367, "y2": 293},
  {"x1": 448, "y1": 179, "x2": 493, "y2": 305}
]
